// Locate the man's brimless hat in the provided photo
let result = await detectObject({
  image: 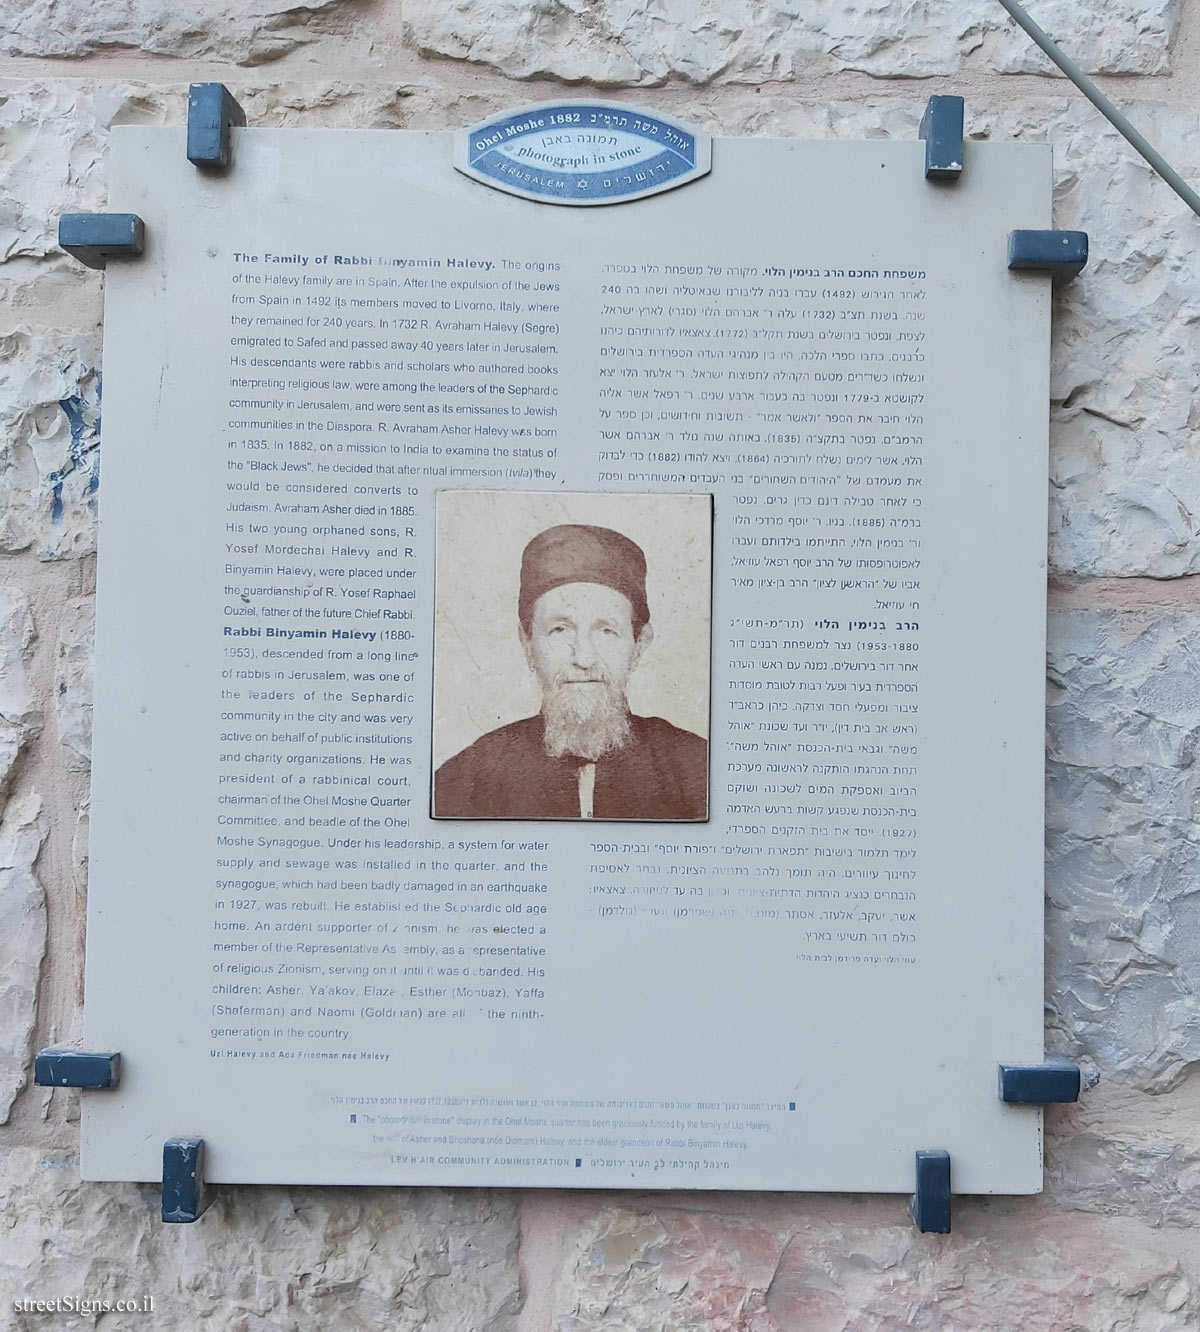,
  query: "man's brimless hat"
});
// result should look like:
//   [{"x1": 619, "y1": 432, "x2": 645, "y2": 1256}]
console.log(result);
[{"x1": 519, "y1": 524, "x2": 649, "y2": 633}]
